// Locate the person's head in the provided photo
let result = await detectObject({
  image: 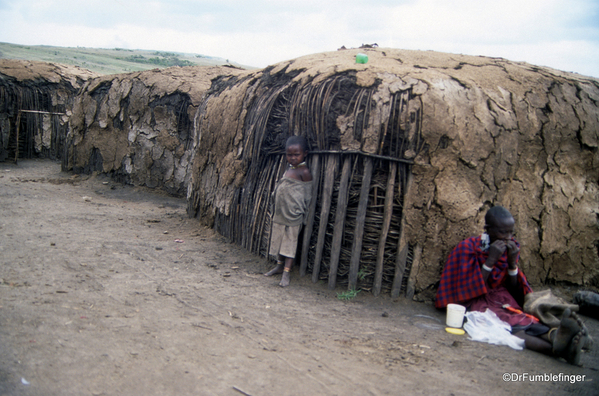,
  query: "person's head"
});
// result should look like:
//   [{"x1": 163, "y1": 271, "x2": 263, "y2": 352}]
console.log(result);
[
  {"x1": 285, "y1": 135, "x2": 309, "y2": 167},
  {"x1": 484, "y1": 206, "x2": 515, "y2": 243}
]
